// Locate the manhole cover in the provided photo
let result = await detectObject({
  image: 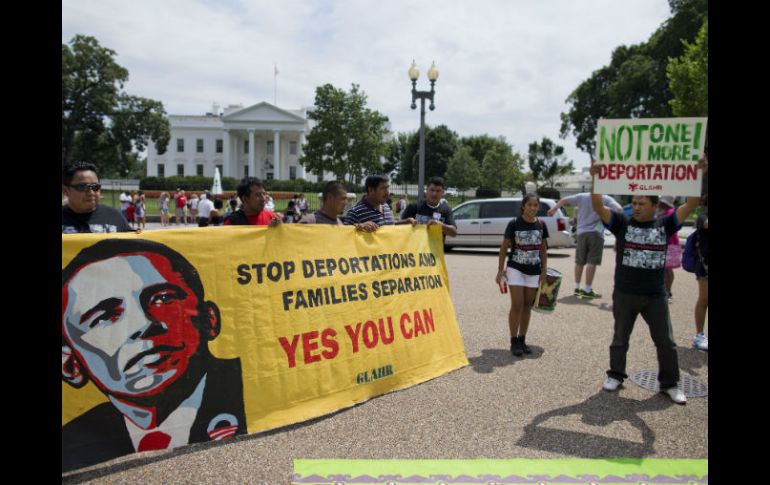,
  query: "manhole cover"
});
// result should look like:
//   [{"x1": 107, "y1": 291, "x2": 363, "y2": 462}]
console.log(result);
[{"x1": 629, "y1": 370, "x2": 708, "y2": 397}]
